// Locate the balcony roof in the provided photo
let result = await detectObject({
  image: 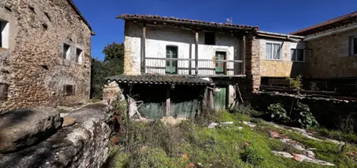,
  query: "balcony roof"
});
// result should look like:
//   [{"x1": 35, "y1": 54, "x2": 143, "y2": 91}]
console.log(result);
[
  {"x1": 106, "y1": 74, "x2": 212, "y2": 86},
  {"x1": 117, "y1": 14, "x2": 258, "y2": 32}
]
